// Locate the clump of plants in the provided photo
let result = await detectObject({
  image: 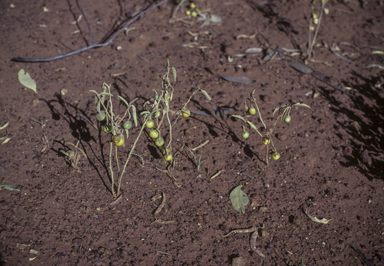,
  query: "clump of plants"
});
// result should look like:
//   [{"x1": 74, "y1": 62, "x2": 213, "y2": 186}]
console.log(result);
[
  {"x1": 140, "y1": 61, "x2": 211, "y2": 183},
  {"x1": 90, "y1": 61, "x2": 210, "y2": 196},
  {"x1": 232, "y1": 90, "x2": 310, "y2": 165},
  {"x1": 90, "y1": 83, "x2": 141, "y2": 197},
  {"x1": 59, "y1": 140, "x2": 87, "y2": 172}
]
